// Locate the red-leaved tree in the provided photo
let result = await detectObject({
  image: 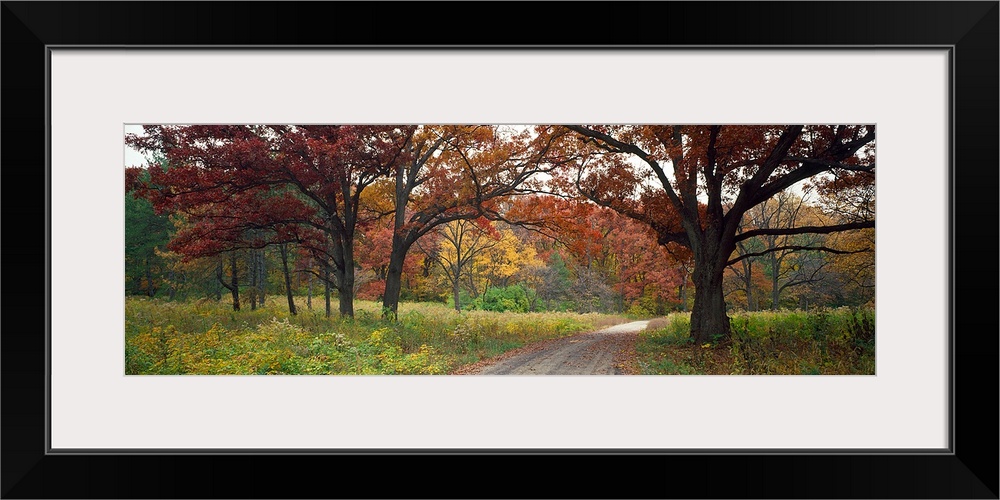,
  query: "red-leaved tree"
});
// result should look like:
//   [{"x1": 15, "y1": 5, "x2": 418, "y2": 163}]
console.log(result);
[{"x1": 127, "y1": 125, "x2": 413, "y2": 317}]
